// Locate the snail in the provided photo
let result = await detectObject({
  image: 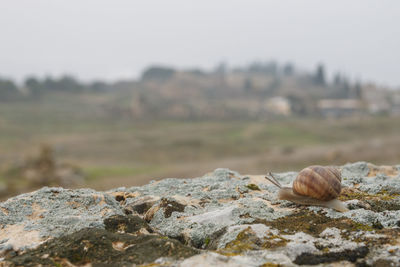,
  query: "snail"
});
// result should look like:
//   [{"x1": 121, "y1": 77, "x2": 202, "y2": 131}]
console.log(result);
[{"x1": 265, "y1": 165, "x2": 348, "y2": 212}]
